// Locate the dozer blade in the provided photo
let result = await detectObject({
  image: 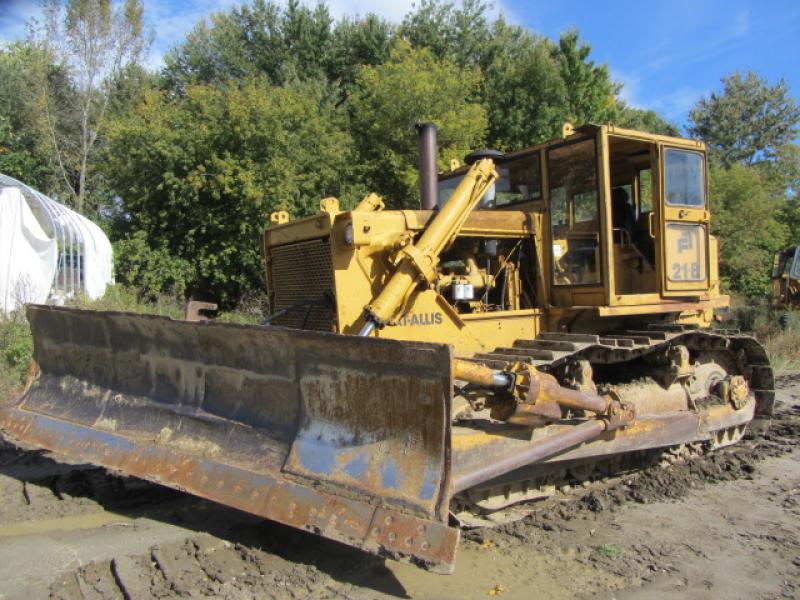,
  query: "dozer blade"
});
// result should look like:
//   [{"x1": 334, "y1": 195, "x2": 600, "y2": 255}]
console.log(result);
[{"x1": 0, "y1": 306, "x2": 459, "y2": 572}]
